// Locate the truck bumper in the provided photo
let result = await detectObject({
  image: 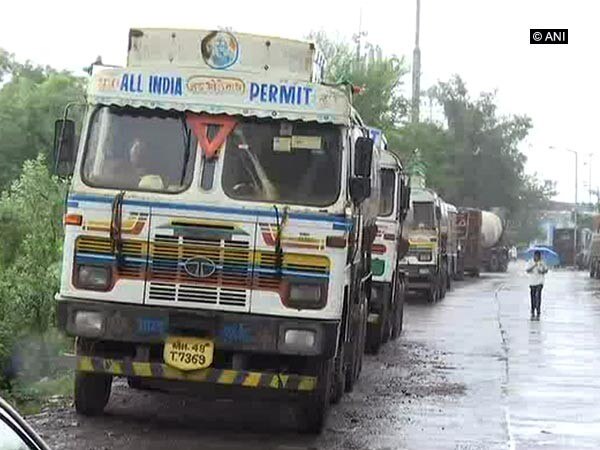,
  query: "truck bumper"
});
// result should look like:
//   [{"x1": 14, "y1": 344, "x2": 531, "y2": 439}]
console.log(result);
[
  {"x1": 57, "y1": 297, "x2": 338, "y2": 359},
  {"x1": 400, "y1": 265, "x2": 437, "y2": 290},
  {"x1": 76, "y1": 355, "x2": 317, "y2": 392}
]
